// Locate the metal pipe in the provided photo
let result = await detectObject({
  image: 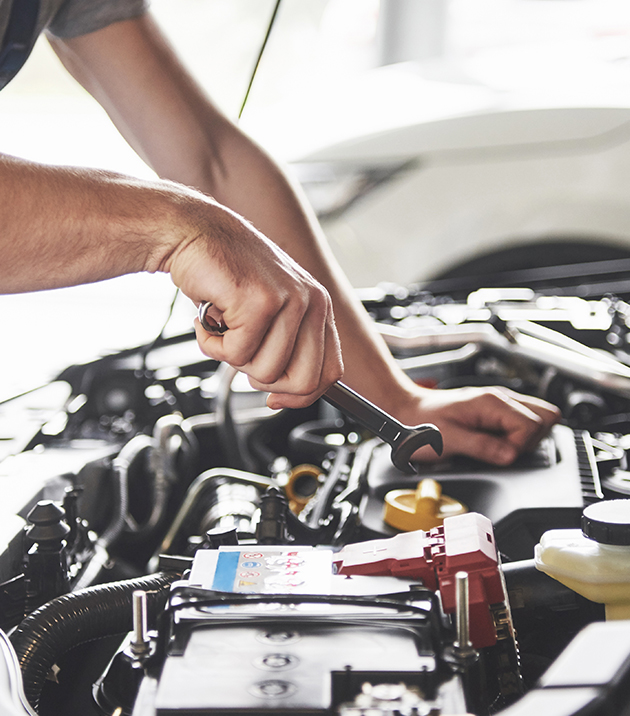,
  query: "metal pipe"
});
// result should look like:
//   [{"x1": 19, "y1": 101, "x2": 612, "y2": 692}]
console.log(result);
[
  {"x1": 379, "y1": 320, "x2": 630, "y2": 398},
  {"x1": 150, "y1": 468, "x2": 275, "y2": 567}
]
